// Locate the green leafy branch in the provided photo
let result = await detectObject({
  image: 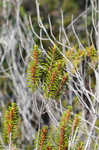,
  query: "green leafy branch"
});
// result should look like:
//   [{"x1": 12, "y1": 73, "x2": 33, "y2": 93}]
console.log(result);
[
  {"x1": 27, "y1": 44, "x2": 98, "y2": 100},
  {"x1": 34, "y1": 108, "x2": 83, "y2": 150},
  {"x1": 2, "y1": 103, "x2": 20, "y2": 148},
  {"x1": 27, "y1": 45, "x2": 68, "y2": 100}
]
